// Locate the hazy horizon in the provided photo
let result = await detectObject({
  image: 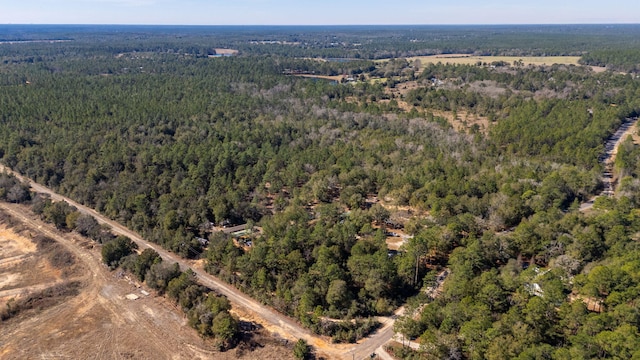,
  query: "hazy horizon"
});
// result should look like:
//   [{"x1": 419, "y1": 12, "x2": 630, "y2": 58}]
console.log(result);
[
  {"x1": 2, "y1": 0, "x2": 639, "y2": 26},
  {"x1": 2, "y1": 23, "x2": 640, "y2": 27}
]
